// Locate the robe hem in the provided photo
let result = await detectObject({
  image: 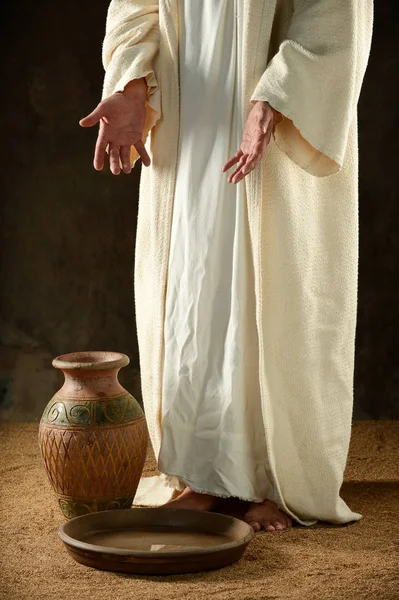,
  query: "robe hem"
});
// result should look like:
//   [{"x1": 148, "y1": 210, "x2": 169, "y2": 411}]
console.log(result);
[{"x1": 160, "y1": 471, "x2": 269, "y2": 503}]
